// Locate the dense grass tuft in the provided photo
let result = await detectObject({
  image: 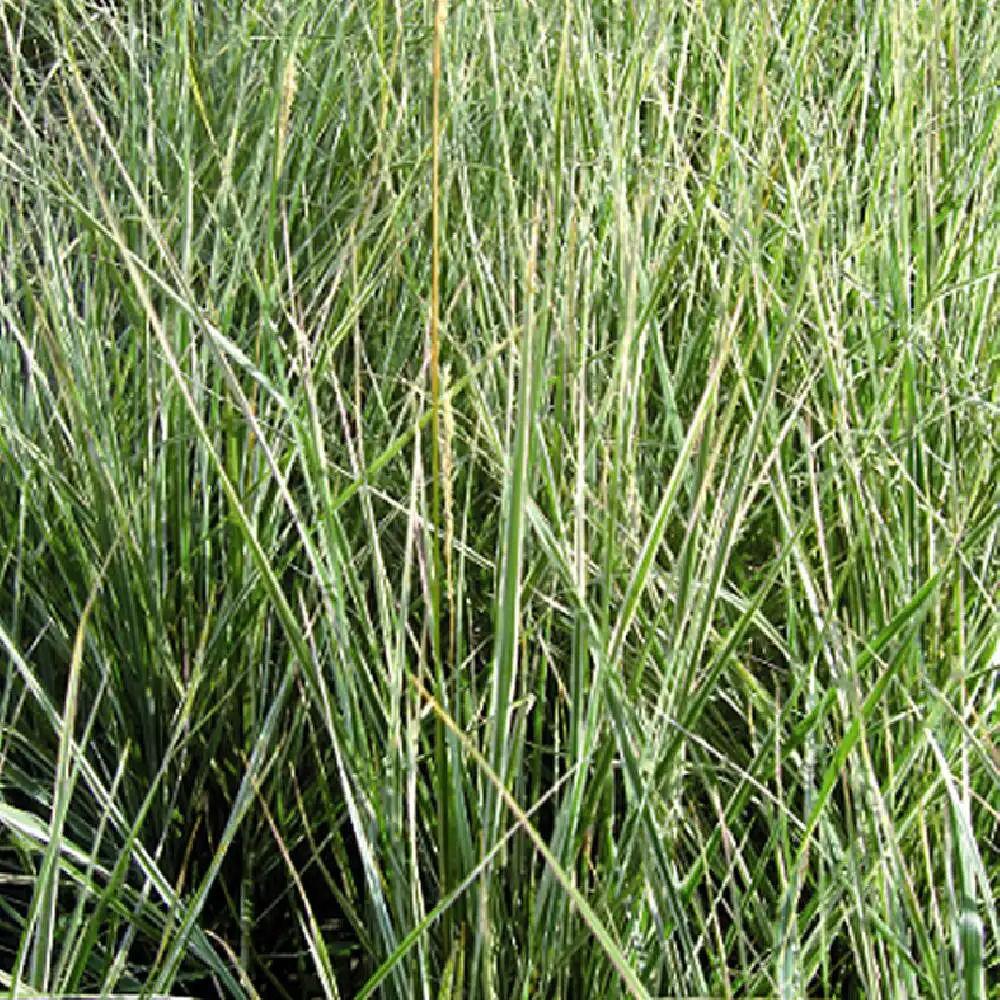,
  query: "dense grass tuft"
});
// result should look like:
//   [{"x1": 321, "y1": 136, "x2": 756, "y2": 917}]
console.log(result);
[{"x1": 1, "y1": 1, "x2": 998, "y2": 998}]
